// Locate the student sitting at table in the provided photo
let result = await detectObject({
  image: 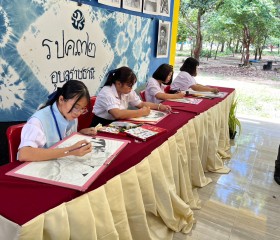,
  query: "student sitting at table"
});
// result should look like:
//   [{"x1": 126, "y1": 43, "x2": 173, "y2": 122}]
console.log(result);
[
  {"x1": 170, "y1": 57, "x2": 219, "y2": 93},
  {"x1": 145, "y1": 64, "x2": 185, "y2": 104},
  {"x1": 91, "y1": 66, "x2": 171, "y2": 127},
  {"x1": 18, "y1": 80, "x2": 96, "y2": 162}
]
